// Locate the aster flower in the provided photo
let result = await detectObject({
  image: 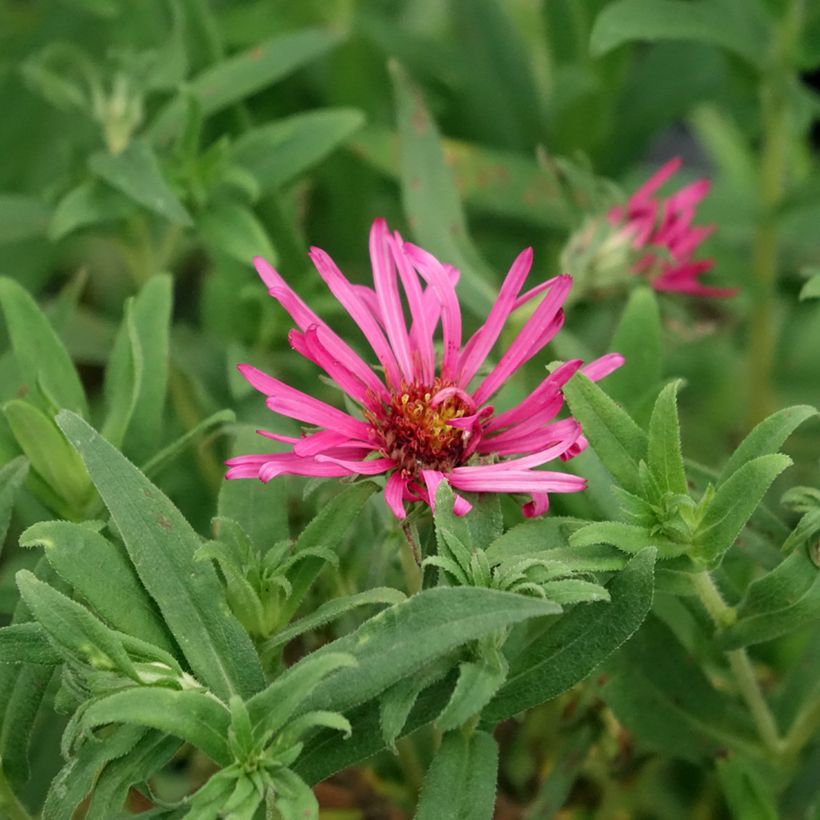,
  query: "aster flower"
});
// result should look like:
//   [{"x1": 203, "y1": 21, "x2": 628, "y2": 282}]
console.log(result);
[
  {"x1": 227, "y1": 219, "x2": 623, "y2": 519},
  {"x1": 608, "y1": 157, "x2": 736, "y2": 297}
]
